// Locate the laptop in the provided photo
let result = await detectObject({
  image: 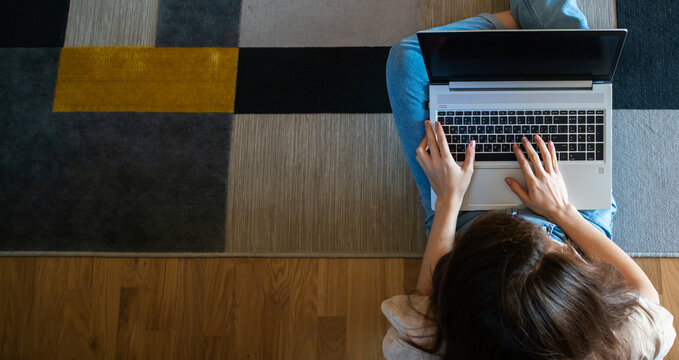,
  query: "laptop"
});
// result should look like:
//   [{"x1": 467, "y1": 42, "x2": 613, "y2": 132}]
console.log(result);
[{"x1": 418, "y1": 29, "x2": 627, "y2": 211}]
